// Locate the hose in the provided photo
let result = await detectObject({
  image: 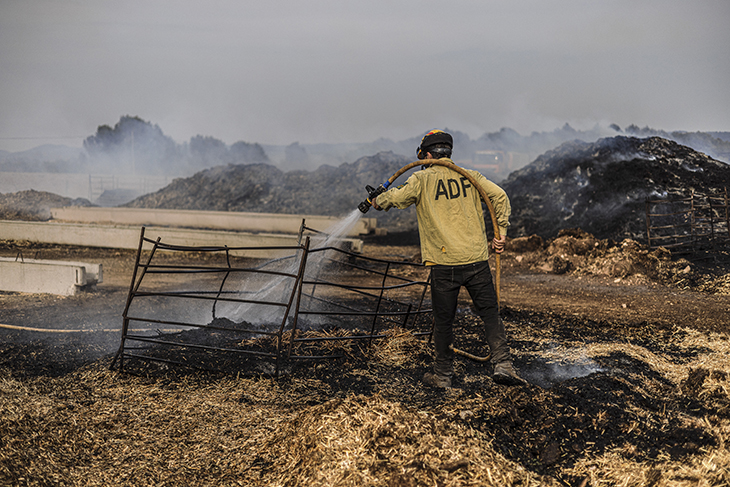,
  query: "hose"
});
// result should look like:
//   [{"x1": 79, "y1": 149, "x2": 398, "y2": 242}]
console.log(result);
[
  {"x1": 0, "y1": 323, "x2": 178, "y2": 333},
  {"x1": 383, "y1": 160, "x2": 503, "y2": 363}
]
